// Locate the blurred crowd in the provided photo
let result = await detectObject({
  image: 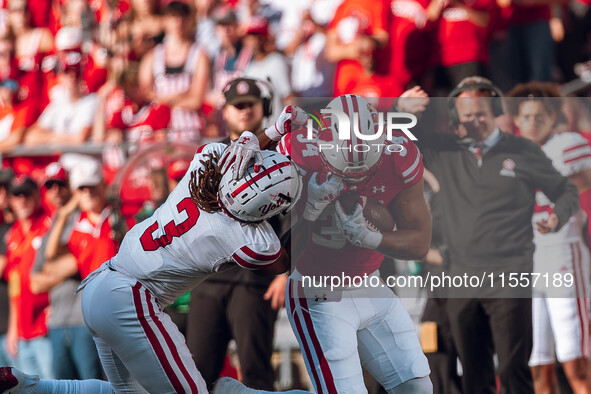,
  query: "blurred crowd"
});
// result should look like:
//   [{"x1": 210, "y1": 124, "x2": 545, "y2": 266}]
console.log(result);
[
  {"x1": 0, "y1": 0, "x2": 591, "y2": 390},
  {"x1": 0, "y1": 0, "x2": 587, "y2": 159}
]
